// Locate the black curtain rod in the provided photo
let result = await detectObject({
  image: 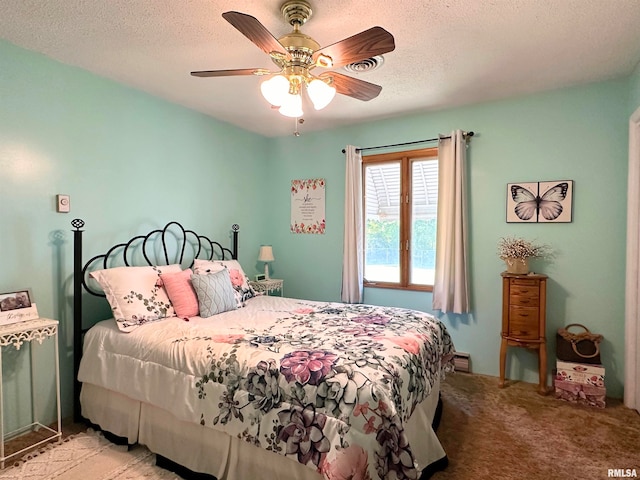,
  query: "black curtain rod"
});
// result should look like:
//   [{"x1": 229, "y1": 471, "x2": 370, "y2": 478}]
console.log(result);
[{"x1": 341, "y1": 131, "x2": 475, "y2": 154}]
